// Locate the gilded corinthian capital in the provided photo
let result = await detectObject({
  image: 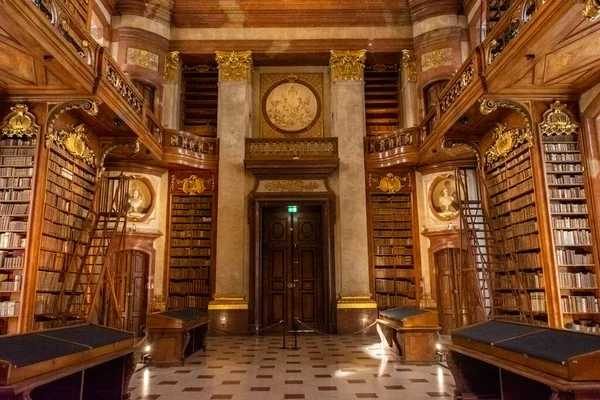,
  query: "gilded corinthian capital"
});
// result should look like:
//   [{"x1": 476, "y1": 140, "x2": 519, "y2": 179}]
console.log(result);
[
  {"x1": 329, "y1": 50, "x2": 367, "y2": 81},
  {"x1": 583, "y1": 0, "x2": 600, "y2": 21},
  {"x1": 401, "y1": 49, "x2": 417, "y2": 82},
  {"x1": 215, "y1": 51, "x2": 253, "y2": 82},
  {"x1": 164, "y1": 51, "x2": 182, "y2": 82}
]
